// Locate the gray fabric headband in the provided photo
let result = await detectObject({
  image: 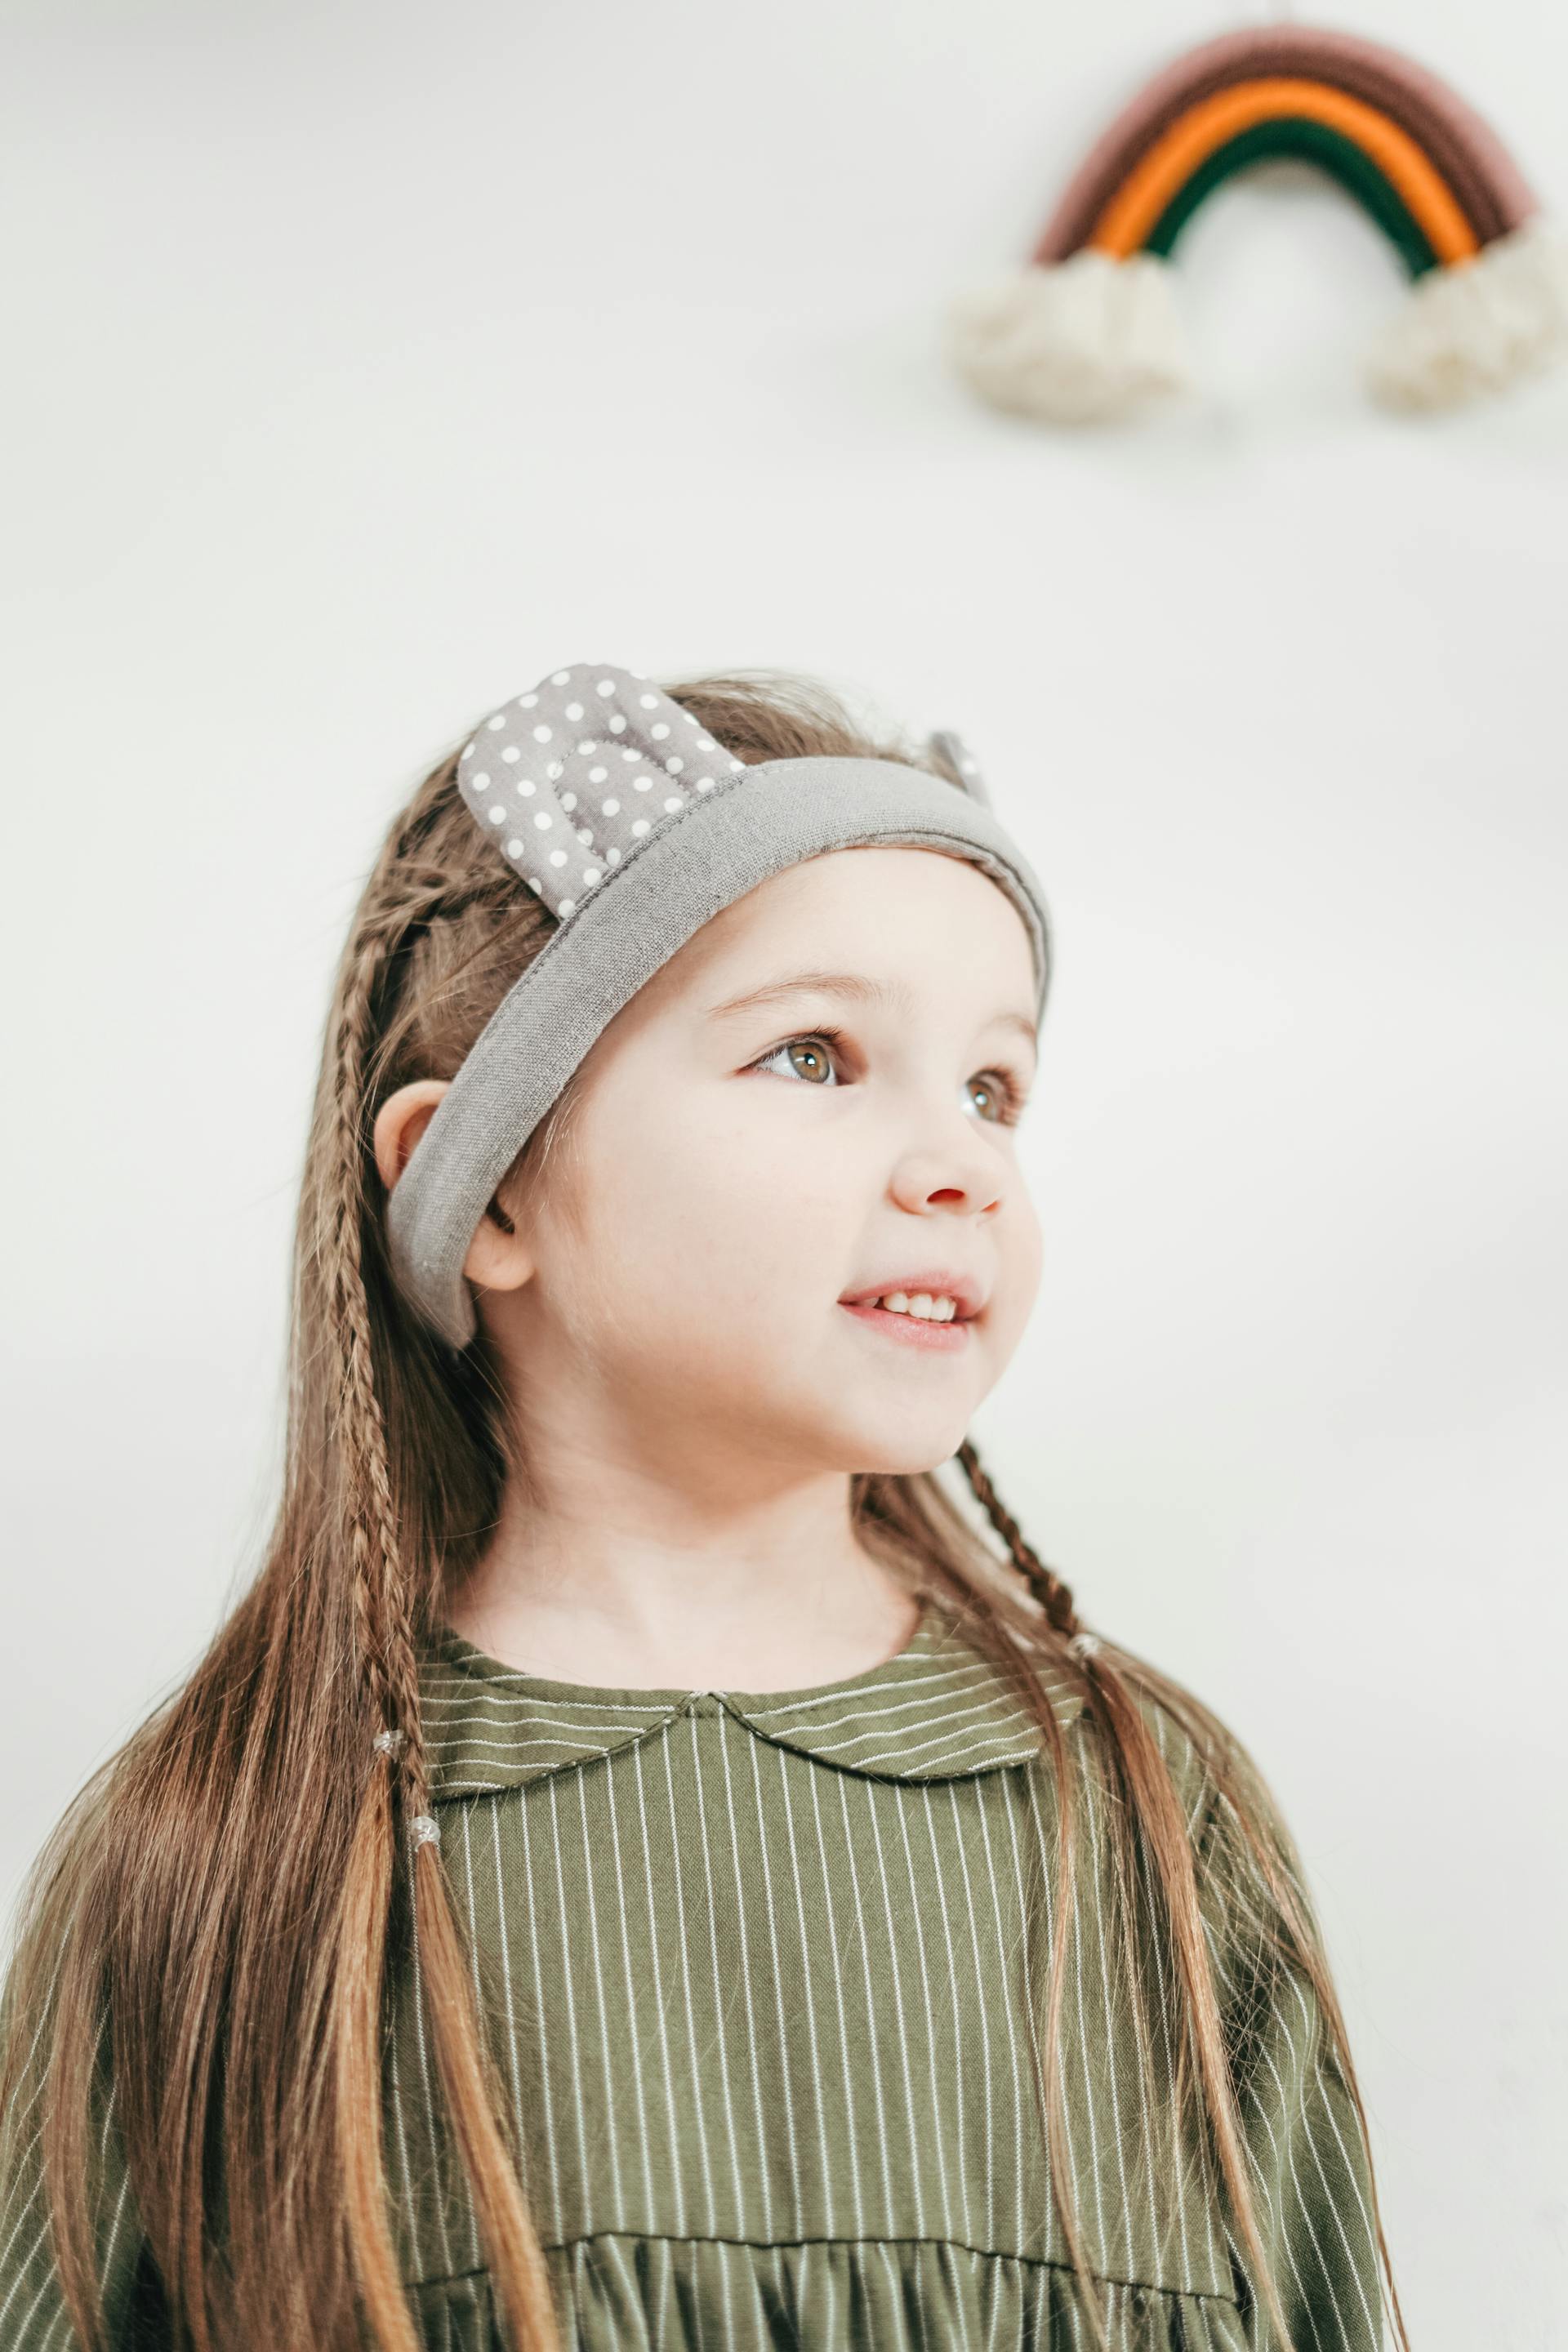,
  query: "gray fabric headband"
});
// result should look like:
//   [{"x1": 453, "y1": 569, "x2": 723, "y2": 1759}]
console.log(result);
[{"x1": 385, "y1": 660, "x2": 1054, "y2": 1349}]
